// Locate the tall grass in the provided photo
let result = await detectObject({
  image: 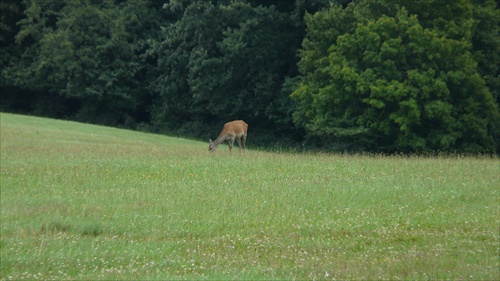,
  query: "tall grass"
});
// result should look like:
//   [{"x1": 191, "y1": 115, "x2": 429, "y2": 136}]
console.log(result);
[{"x1": 1, "y1": 112, "x2": 499, "y2": 280}]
